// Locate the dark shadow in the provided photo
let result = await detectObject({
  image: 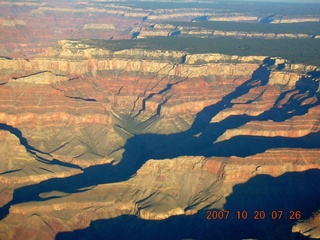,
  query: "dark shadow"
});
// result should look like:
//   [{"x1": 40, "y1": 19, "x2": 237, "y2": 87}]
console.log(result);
[
  {"x1": 12, "y1": 71, "x2": 49, "y2": 80},
  {"x1": 276, "y1": 63, "x2": 285, "y2": 70},
  {"x1": 259, "y1": 14, "x2": 277, "y2": 24},
  {"x1": 0, "y1": 56, "x2": 13, "y2": 60},
  {"x1": 0, "y1": 169, "x2": 21, "y2": 175},
  {"x1": 64, "y1": 96, "x2": 97, "y2": 102},
  {"x1": 169, "y1": 30, "x2": 181, "y2": 37},
  {"x1": 131, "y1": 32, "x2": 140, "y2": 39},
  {"x1": 180, "y1": 54, "x2": 187, "y2": 64},
  {"x1": 56, "y1": 169, "x2": 320, "y2": 240},
  {"x1": 0, "y1": 123, "x2": 37, "y2": 153},
  {"x1": 0, "y1": 123, "x2": 81, "y2": 169},
  {"x1": 192, "y1": 16, "x2": 209, "y2": 22}
]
